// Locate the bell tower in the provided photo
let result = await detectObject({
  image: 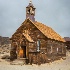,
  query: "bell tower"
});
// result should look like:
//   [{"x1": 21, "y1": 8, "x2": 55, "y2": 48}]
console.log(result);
[{"x1": 26, "y1": 0, "x2": 36, "y2": 22}]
